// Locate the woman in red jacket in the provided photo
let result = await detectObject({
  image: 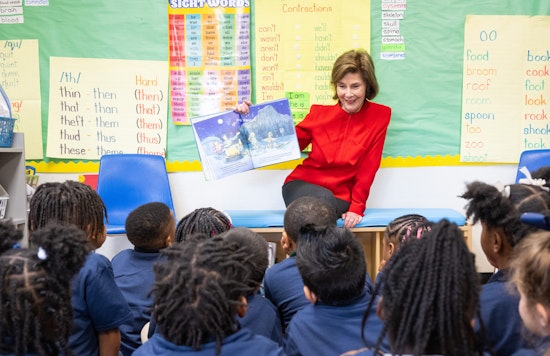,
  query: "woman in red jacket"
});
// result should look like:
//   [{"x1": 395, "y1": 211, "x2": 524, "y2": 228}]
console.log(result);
[{"x1": 238, "y1": 49, "x2": 391, "y2": 228}]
